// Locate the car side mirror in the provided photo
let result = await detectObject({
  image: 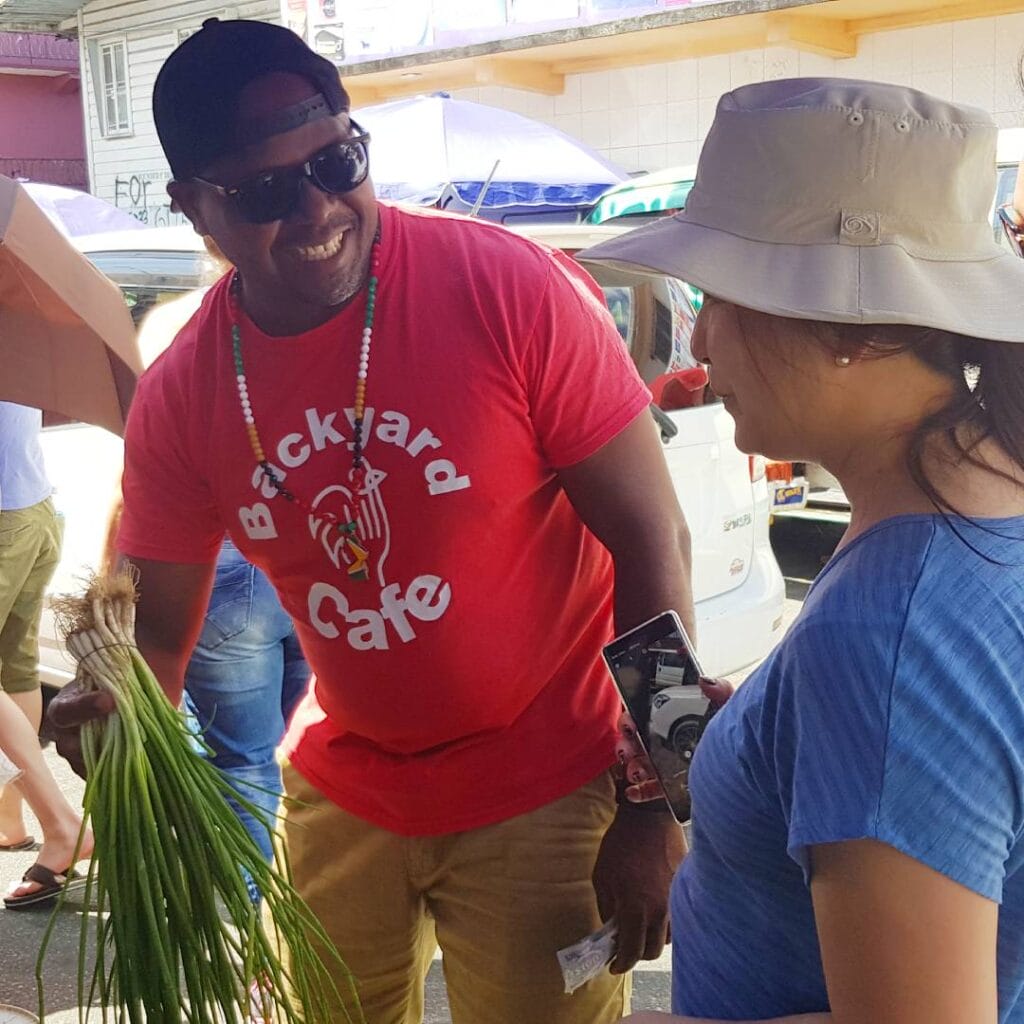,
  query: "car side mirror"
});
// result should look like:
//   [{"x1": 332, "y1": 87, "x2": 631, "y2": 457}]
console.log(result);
[{"x1": 649, "y1": 403, "x2": 678, "y2": 443}]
